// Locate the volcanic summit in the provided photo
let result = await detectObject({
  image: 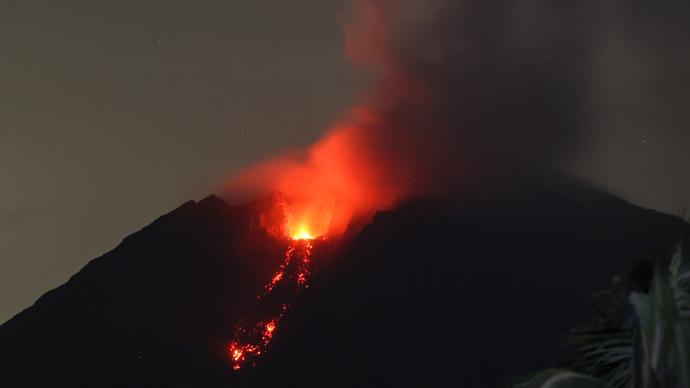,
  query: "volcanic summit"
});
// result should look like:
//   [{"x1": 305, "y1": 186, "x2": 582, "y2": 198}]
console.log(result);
[{"x1": 0, "y1": 177, "x2": 687, "y2": 387}]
